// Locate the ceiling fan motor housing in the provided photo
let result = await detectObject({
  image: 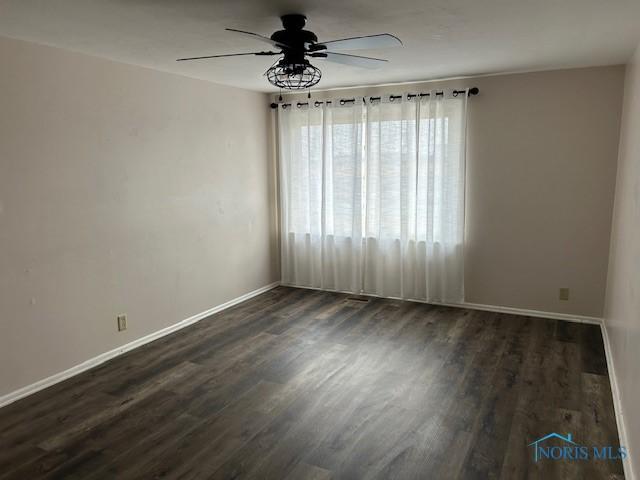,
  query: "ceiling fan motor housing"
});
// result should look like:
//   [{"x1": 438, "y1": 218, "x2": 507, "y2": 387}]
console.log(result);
[
  {"x1": 271, "y1": 14, "x2": 320, "y2": 65},
  {"x1": 280, "y1": 14, "x2": 307, "y2": 30}
]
